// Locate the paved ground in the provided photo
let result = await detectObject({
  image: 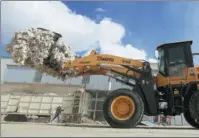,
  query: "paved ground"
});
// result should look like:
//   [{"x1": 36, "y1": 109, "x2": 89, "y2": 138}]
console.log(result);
[{"x1": 1, "y1": 122, "x2": 199, "y2": 137}]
